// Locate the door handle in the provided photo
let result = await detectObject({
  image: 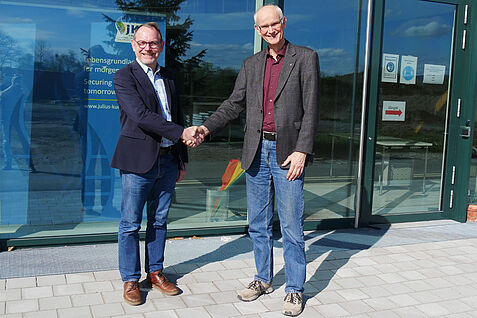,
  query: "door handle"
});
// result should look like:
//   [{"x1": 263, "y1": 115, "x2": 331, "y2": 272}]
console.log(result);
[
  {"x1": 461, "y1": 120, "x2": 471, "y2": 138},
  {"x1": 461, "y1": 127, "x2": 471, "y2": 138}
]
